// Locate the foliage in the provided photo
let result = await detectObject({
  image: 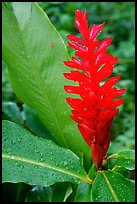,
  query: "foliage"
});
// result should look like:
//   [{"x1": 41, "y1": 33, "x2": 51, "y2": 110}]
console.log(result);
[
  {"x1": 3, "y1": 120, "x2": 91, "y2": 186},
  {"x1": 2, "y1": 2, "x2": 135, "y2": 202}
]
